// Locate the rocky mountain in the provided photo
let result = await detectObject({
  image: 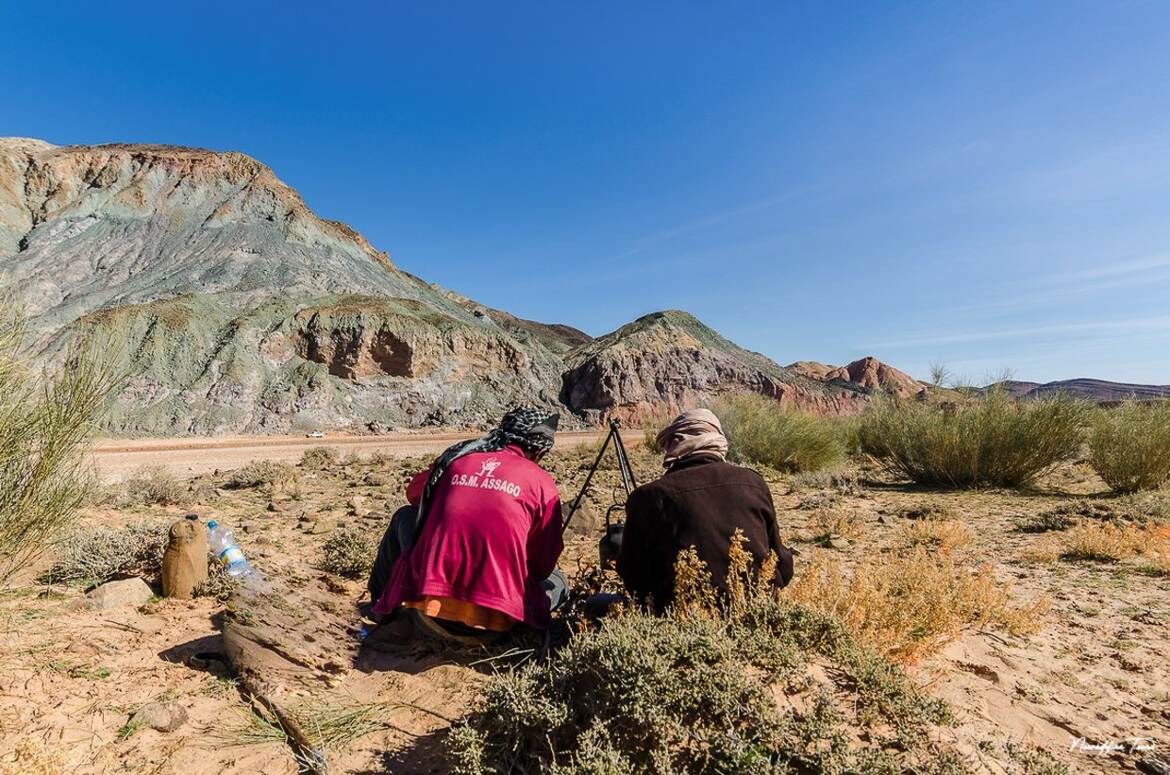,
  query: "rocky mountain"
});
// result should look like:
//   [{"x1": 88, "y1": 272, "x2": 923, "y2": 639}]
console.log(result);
[
  {"x1": 0, "y1": 138, "x2": 875, "y2": 435},
  {"x1": 563, "y1": 312, "x2": 869, "y2": 422},
  {"x1": 984, "y1": 379, "x2": 1170, "y2": 402},
  {"x1": 788, "y1": 356, "x2": 926, "y2": 398}
]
